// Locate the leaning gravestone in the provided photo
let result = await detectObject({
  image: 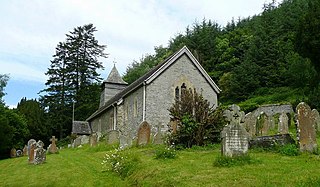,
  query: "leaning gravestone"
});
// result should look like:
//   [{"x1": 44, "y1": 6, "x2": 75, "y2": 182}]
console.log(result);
[
  {"x1": 296, "y1": 102, "x2": 317, "y2": 153},
  {"x1": 28, "y1": 139, "x2": 37, "y2": 164},
  {"x1": 137, "y1": 121, "x2": 151, "y2": 145},
  {"x1": 221, "y1": 104, "x2": 249, "y2": 157},
  {"x1": 278, "y1": 112, "x2": 289, "y2": 134},
  {"x1": 34, "y1": 140, "x2": 46, "y2": 165},
  {"x1": 49, "y1": 136, "x2": 58, "y2": 154},
  {"x1": 312, "y1": 109, "x2": 320, "y2": 133}
]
